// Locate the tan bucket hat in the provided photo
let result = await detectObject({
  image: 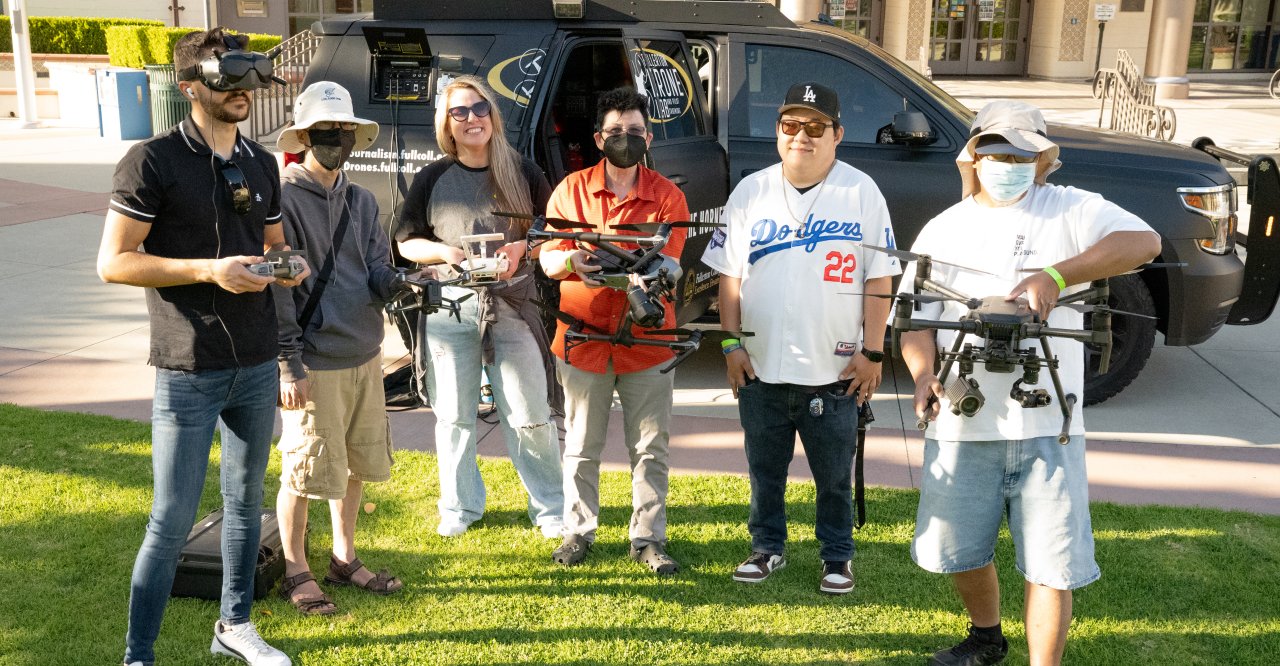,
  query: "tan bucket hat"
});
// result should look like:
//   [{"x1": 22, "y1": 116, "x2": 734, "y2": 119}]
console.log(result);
[
  {"x1": 957, "y1": 100, "x2": 1062, "y2": 198},
  {"x1": 277, "y1": 82, "x2": 378, "y2": 154}
]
